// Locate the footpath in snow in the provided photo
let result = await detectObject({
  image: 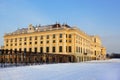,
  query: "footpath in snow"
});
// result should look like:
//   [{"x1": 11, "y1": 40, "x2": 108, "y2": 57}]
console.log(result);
[{"x1": 0, "y1": 59, "x2": 120, "y2": 80}]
